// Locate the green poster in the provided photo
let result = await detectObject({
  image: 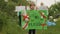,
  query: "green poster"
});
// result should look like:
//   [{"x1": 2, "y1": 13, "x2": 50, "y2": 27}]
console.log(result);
[{"x1": 21, "y1": 10, "x2": 48, "y2": 30}]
